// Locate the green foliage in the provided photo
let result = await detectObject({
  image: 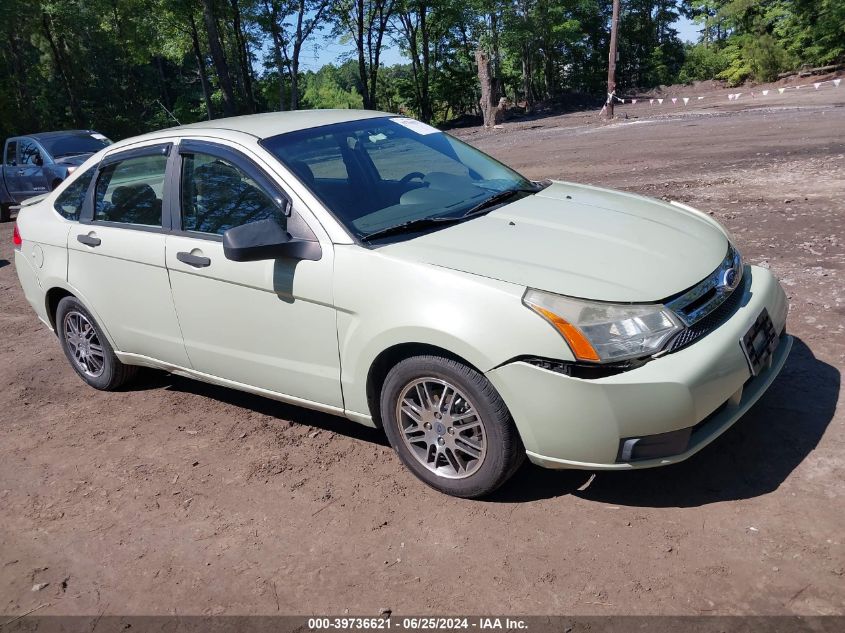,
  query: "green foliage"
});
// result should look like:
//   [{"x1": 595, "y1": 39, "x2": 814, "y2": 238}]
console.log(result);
[
  {"x1": 301, "y1": 64, "x2": 365, "y2": 109},
  {"x1": 0, "y1": 0, "x2": 841, "y2": 141},
  {"x1": 677, "y1": 43, "x2": 730, "y2": 82}
]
